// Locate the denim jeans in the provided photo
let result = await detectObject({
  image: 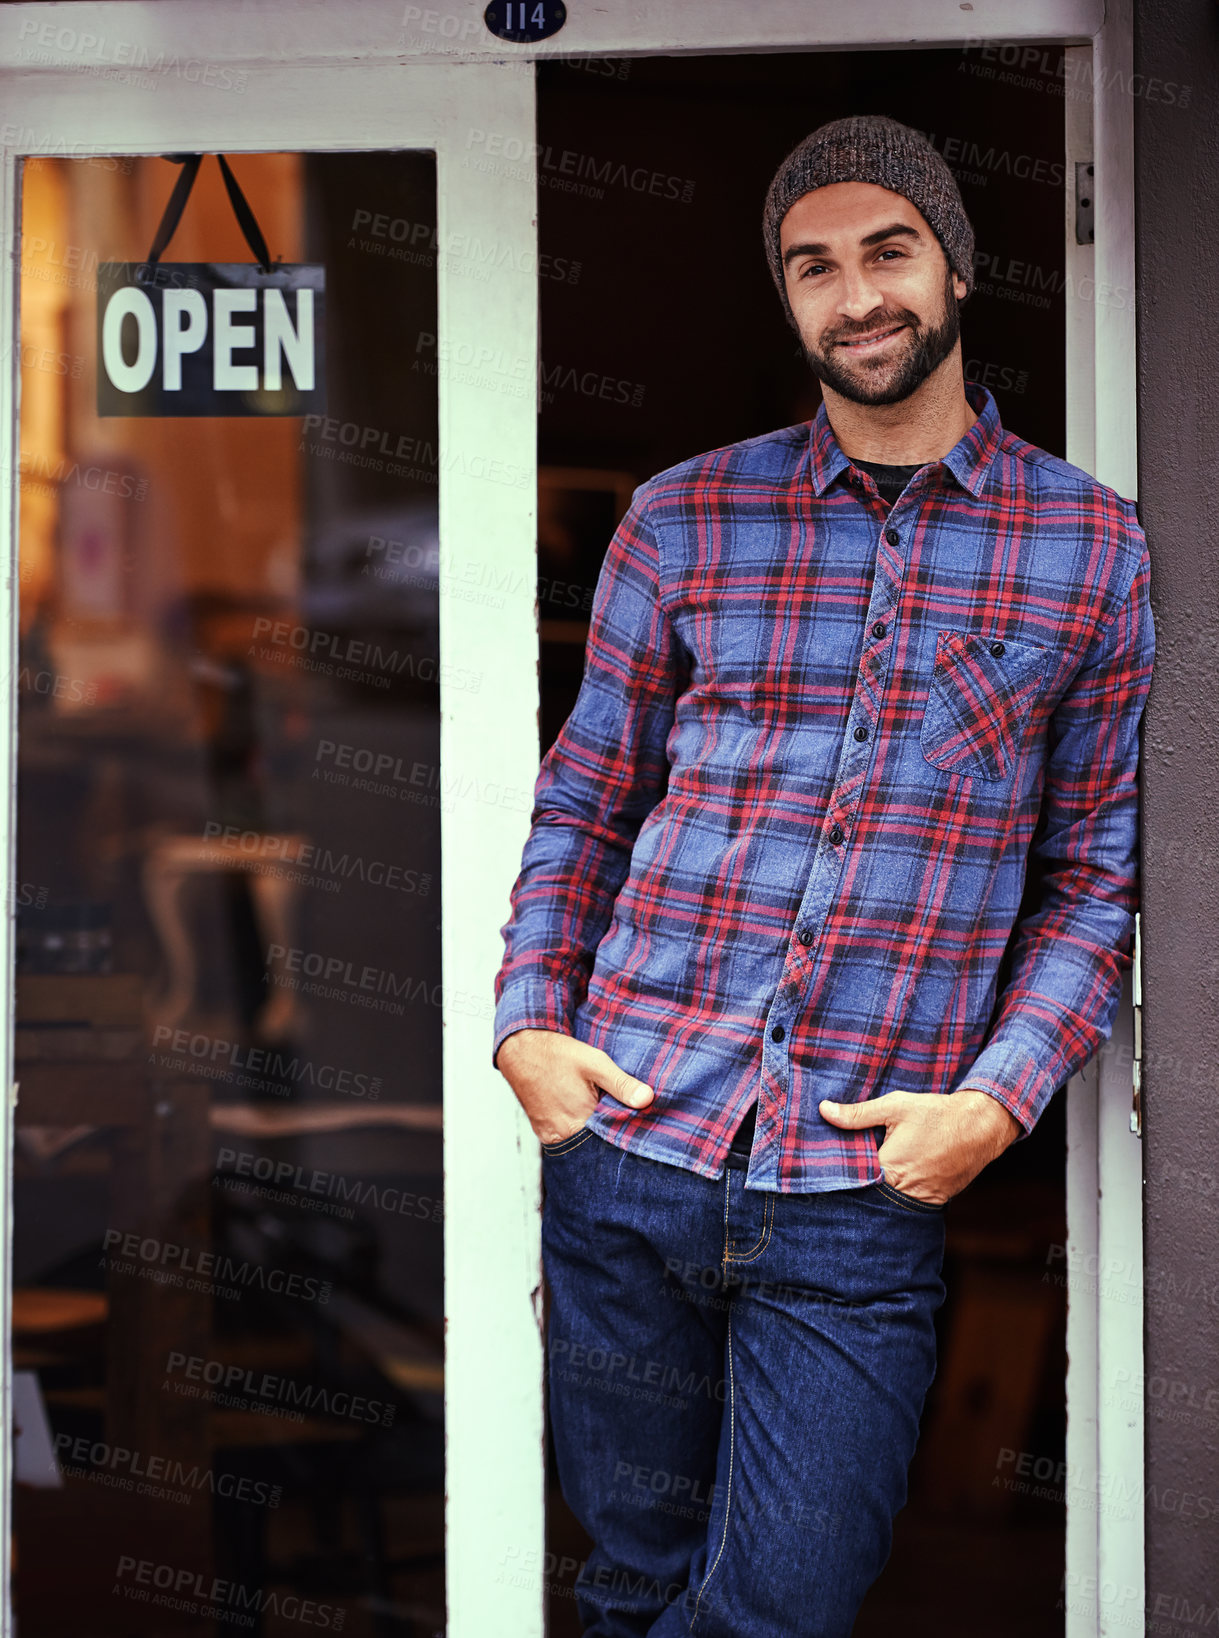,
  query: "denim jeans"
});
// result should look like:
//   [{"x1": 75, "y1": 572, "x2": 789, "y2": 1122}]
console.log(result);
[{"x1": 541, "y1": 1128, "x2": 947, "y2": 1637}]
